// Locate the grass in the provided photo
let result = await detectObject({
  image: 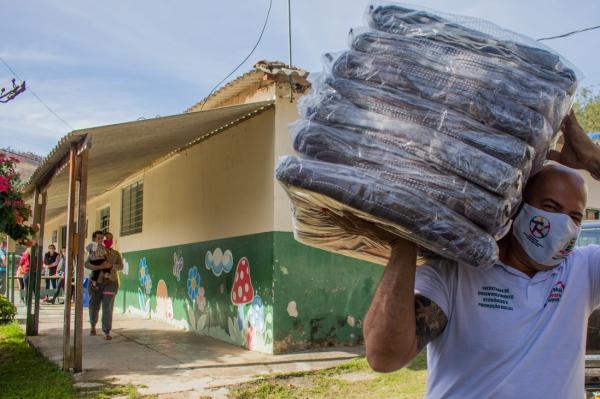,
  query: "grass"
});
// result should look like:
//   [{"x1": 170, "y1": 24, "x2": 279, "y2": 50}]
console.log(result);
[
  {"x1": 229, "y1": 351, "x2": 427, "y2": 399},
  {"x1": 0, "y1": 321, "x2": 152, "y2": 399}
]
